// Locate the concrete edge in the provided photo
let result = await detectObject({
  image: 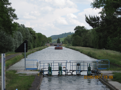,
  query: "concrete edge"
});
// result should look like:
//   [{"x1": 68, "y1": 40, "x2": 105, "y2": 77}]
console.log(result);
[
  {"x1": 36, "y1": 75, "x2": 43, "y2": 90},
  {"x1": 99, "y1": 77, "x2": 118, "y2": 90}
]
